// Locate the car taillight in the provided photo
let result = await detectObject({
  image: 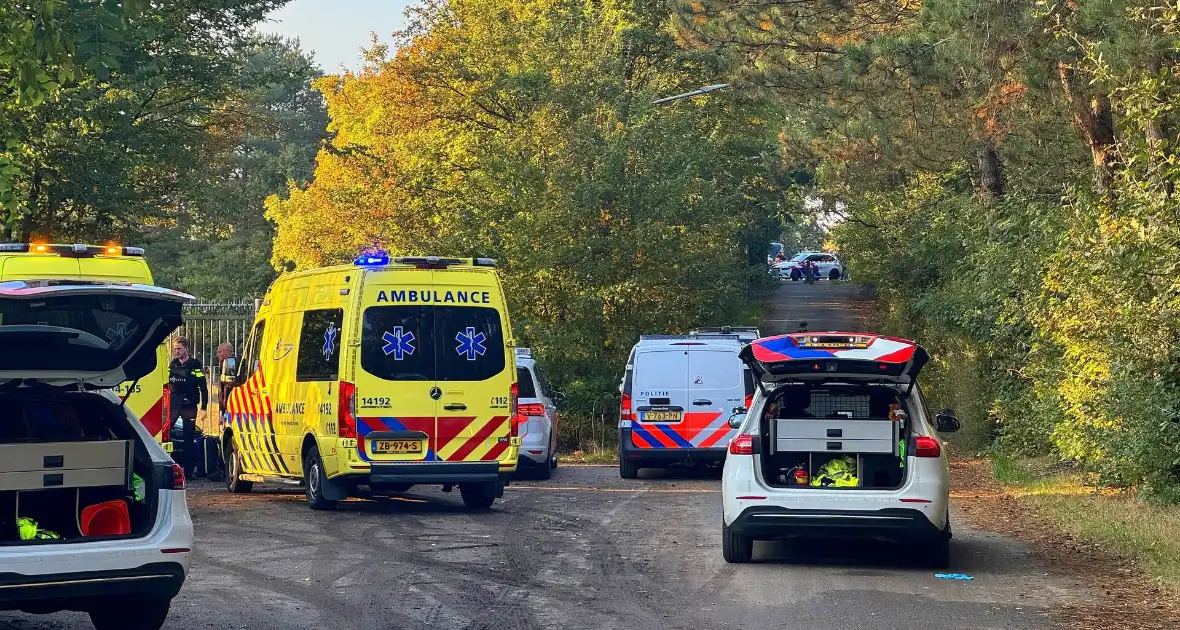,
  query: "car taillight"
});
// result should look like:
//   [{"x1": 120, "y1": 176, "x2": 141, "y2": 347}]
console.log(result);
[
  {"x1": 510, "y1": 382, "x2": 522, "y2": 437},
  {"x1": 915, "y1": 436, "x2": 941, "y2": 458},
  {"x1": 519, "y1": 403, "x2": 546, "y2": 417},
  {"x1": 161, "y1": 383, "x2": 172, "y2": 442},
  {"x1": 729, "y1": 434, "x2": 754, "y2": 455},
  {"x1": 620, "y1": 392, "x2": 634, "y2": 422},
  {"x1": 171, "y1": 463, "x2": 186, "y2": 490},
  {"x1": 338, "y1": 381, "x2": 357, "y2": 438}
]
